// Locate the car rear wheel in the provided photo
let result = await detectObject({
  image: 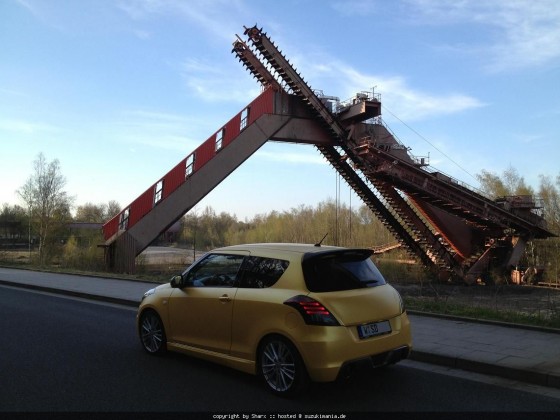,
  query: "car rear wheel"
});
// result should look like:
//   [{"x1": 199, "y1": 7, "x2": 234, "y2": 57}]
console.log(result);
[
  {"x1": 258, "y1": 336, "x2": 309, "y2": 397},
  {"x1": 139, "y1": 311, "x2": 166, "y2": 355}
]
